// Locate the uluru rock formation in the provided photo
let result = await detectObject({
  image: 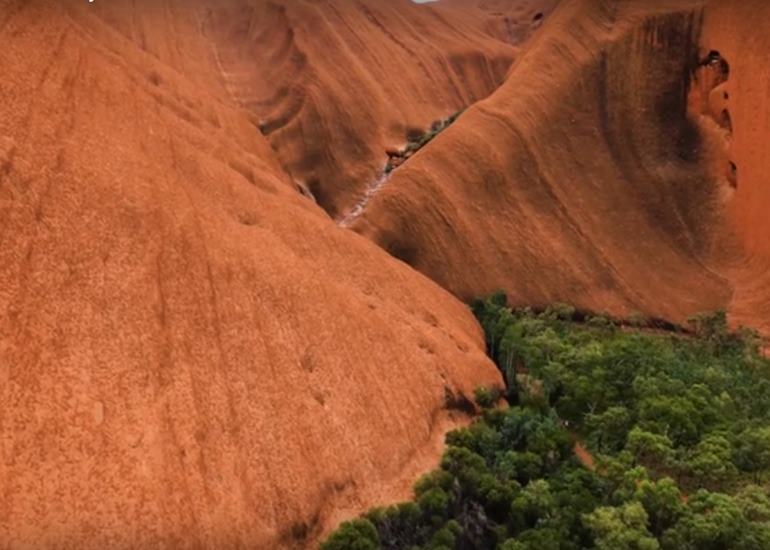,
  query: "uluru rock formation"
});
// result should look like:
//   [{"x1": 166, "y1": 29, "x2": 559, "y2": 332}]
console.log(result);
[
  {"x1": 695, "y1": 0, "x2": 770, "y2": 334},
  {"x1": 1, "y1": 0, "x2": 770, "y2": 548},
  {"x1": 349, "y1": 0, "x2": 770, "y2": 333},
  {"x1": 208, "y1": 0, "x2": 519, "y2": 217},
  {"x1": 0, "y1": 1, "x2": 504, "y2": 547}
]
